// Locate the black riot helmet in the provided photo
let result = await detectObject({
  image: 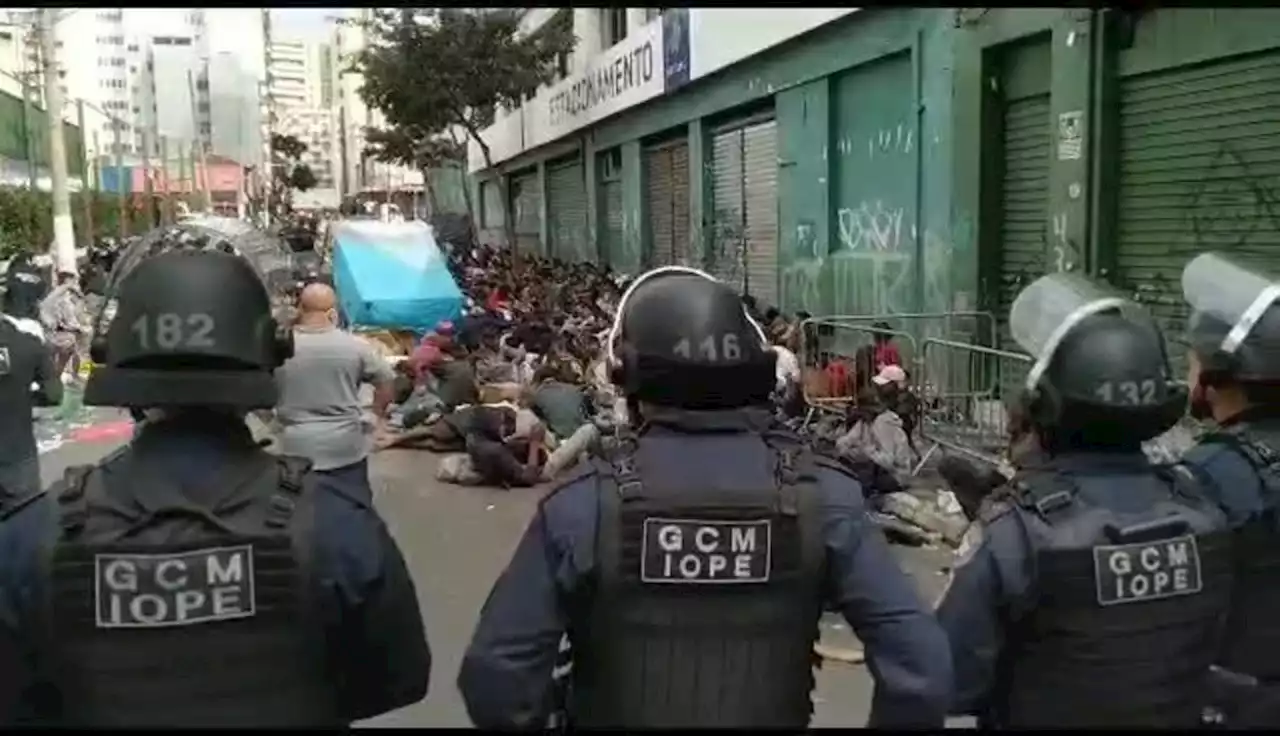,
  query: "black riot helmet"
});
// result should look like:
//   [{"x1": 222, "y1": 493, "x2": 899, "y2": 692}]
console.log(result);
[
  {"x1": 84, "y1": 225, "x2": 294, "y2": 409},
  {"x1": 1182, "y1": 252, "x2": 1280, "y2": 384},
  {"x1": 1009, "y1": 272, "x2": 1185, "y2": 445},
  {"x1": 606, "y1": 266, "x2": 776, "y2": 410}
]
